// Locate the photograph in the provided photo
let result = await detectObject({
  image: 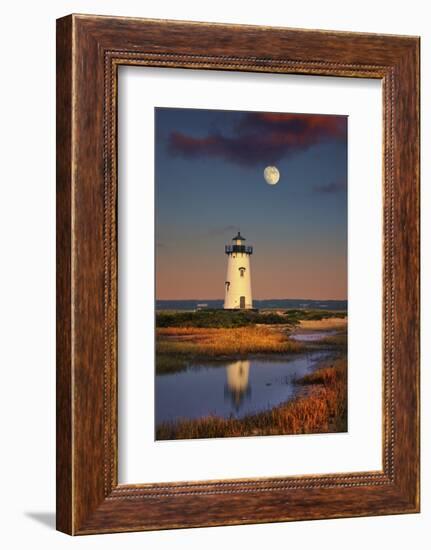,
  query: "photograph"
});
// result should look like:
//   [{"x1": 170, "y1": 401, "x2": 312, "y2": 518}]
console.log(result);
[
  {"x1": 154, "y1": 107, "x2": 348, "y2": 440},
  {"x1": 0, "y1": 1, "x2": 422, "y2": 543}
]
